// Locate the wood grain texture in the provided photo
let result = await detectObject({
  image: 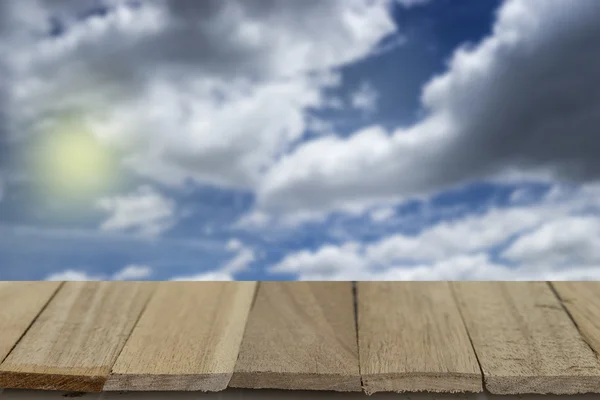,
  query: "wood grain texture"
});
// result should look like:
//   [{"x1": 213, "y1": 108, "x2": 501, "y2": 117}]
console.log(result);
[
  {"x1": 358, "y1": 282, "x2": 482, "y2": 394},
  {"x1": 104, "y1": 281, "x2": 257, "y2": 392},
  {"x1": 229, "y1": 282, "x2": 361, "y2": 391},
  {"x1": 452, "y1": 281, "x2": 600, "y2": 394},
  {"x1": 0, "y1": 282, "x2": 155, "y2": 392},
  {"x1": 0, "y1": 282, "x2": 62, "y2": 363},
  {"x1": 552, "y1": 282, "x2": 600, "y2": 355}
]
